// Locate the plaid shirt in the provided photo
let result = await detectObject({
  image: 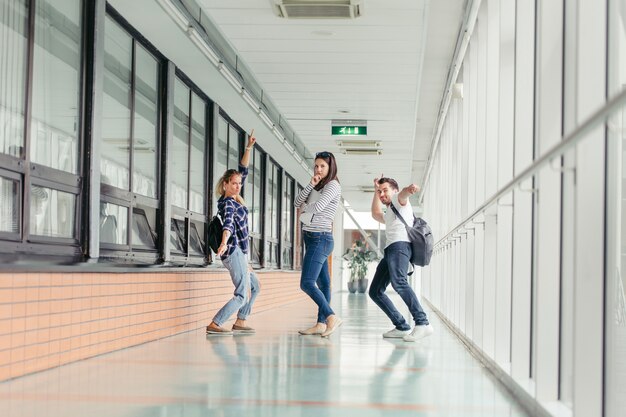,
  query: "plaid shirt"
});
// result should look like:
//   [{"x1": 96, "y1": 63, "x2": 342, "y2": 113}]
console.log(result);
[{"x1": 217, "y1": 164, "x2": 249, "y2": 260}]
